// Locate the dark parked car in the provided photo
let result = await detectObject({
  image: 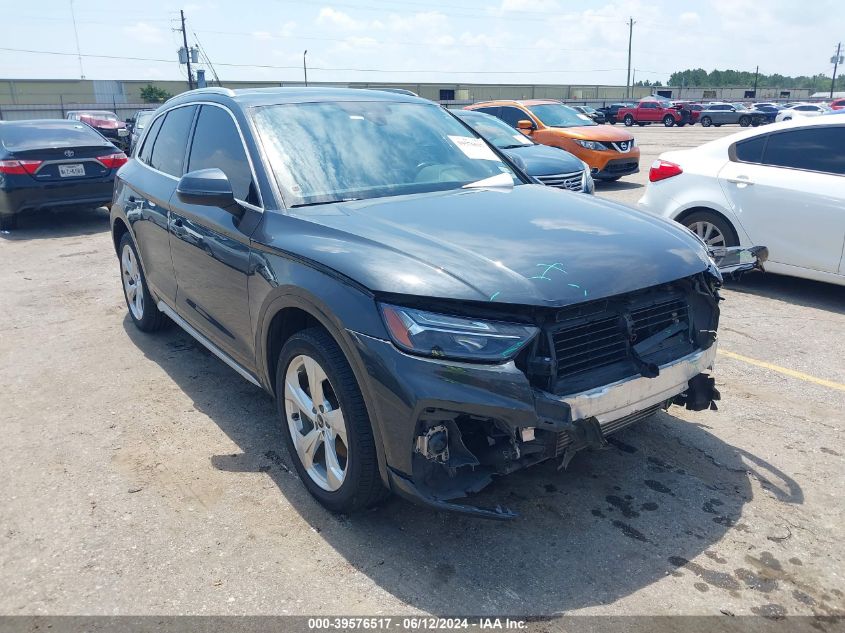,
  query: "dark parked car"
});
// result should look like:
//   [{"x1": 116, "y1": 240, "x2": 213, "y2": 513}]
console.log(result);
[
  {"x1": 0, "y1": 119, "x2": 126, "y2": 230},
  {"x1": 66, "y1": 110, "x2": 129, "y2": 151},
  {"x1": 112, "y1": 87, "x2": 723, "y2": 518},
  {"x1": 127, "y1": 109, "x2": 156, "y2": 154},
  {"x1": 596, "y1": 102, "x2": 635, "y2": 124},
  {"x1": 572, "y1": 105, "x2": 606, "y2": 124},
  {"x1": 454, "y1": 109, "x2": 594, "y2": 193}
]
